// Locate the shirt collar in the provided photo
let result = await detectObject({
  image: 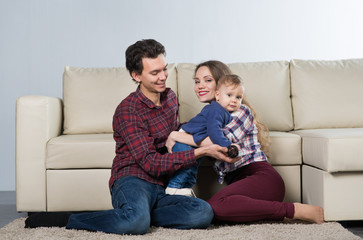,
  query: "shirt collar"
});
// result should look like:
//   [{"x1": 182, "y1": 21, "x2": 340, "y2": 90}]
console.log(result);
[{"x1": 135, "y1": 86, "x2": 170, "y2": 109}]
